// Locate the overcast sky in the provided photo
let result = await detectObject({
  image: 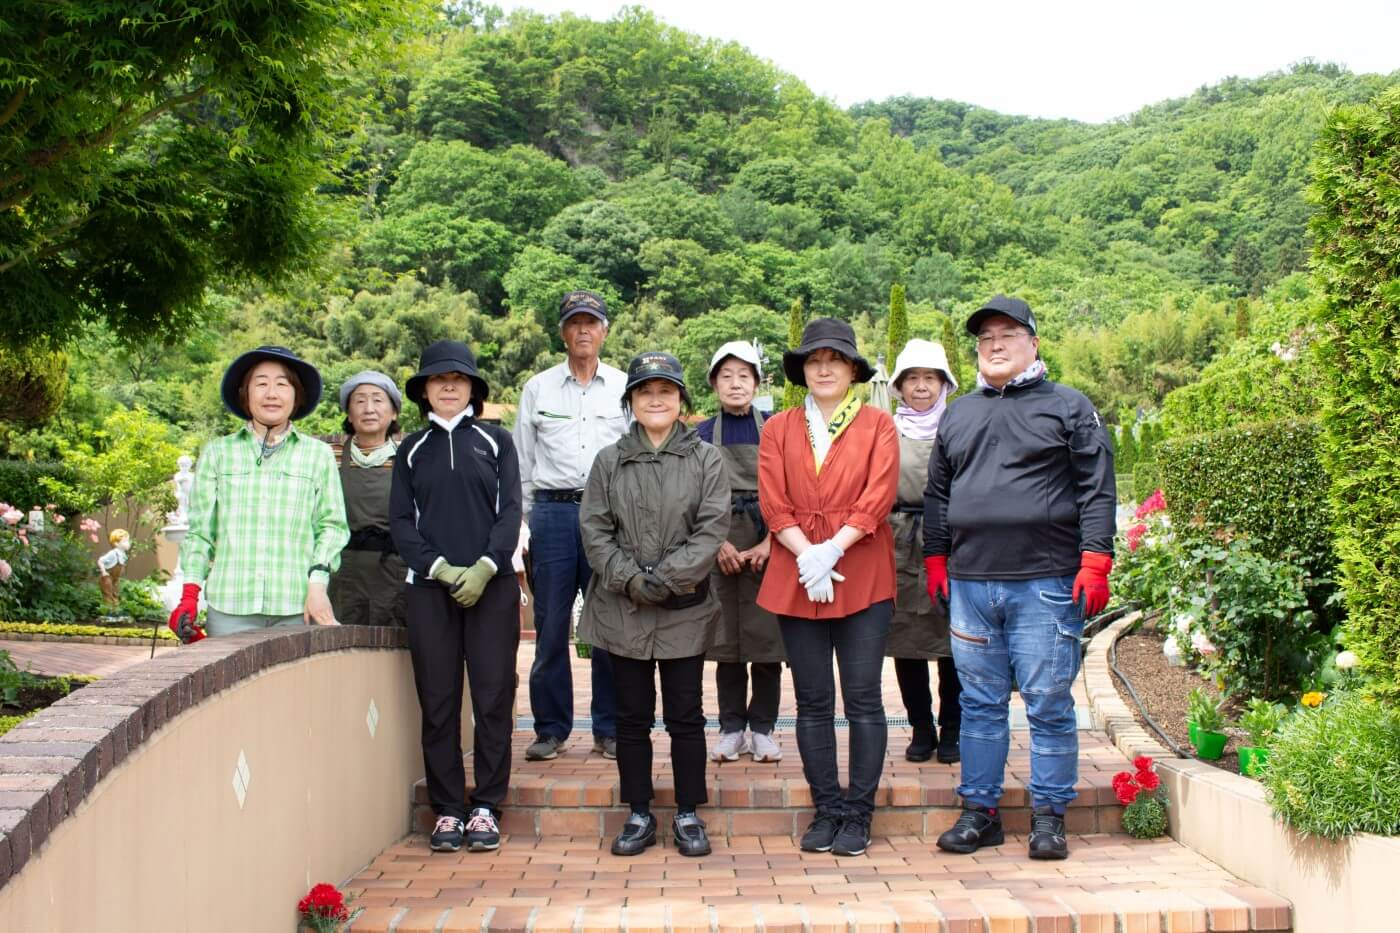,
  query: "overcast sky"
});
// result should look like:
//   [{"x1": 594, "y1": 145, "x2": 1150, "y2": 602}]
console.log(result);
[{"x1": 497, "y1": 0, "x2": 1400, "y2": 122}]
